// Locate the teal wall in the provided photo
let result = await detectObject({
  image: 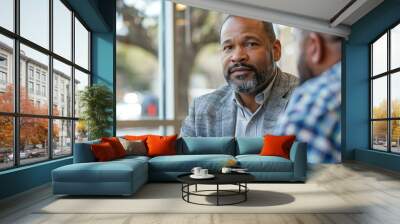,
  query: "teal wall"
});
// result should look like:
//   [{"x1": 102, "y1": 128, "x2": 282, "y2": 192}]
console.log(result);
[
  {"x1": 344, "y1": 0, "x2": 400, "y2": 171},
  {"x1": 0, "y1": 0, "x2": 116, "y2": 200}
]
